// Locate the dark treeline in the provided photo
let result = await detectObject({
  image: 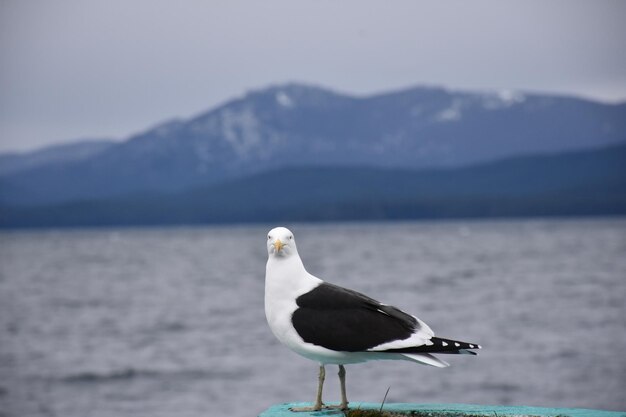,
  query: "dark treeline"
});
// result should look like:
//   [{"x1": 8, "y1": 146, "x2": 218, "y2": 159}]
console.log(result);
[{"x1": 2, "y1": 143, "x2": 625, "y2": 228}]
